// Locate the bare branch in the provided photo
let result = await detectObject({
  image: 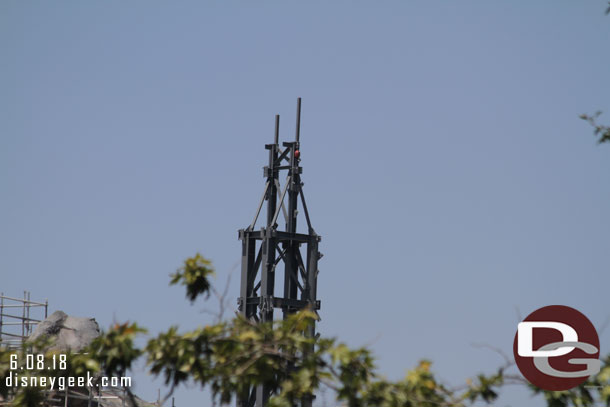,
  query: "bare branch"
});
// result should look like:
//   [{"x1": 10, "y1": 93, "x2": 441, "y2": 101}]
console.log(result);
[
  {"x1": 200, "y1": 261, "x2": 238, "y2": 323},
  {"x1": 471, "y1": 342, "x2": 513, "y2": 368}
]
